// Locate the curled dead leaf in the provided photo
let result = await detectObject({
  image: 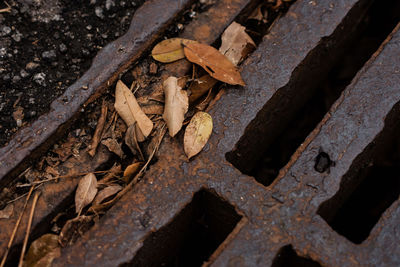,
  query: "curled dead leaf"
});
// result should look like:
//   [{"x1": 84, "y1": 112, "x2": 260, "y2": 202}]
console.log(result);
[
  {"x1": 163, "y1": 77, "x2": 189, "y2": 137},
  {"x1": 152, "y1": 38, "x2": 197, "y2": 63},
  {"x1": 219, "y1": 22, "x2": 256, "y2": 66},
  {"x1": 23, "y1": 234, "x2": 60, "y2": 267},
  {"x1": 184, "y1": 112, "x2": 213, "y2": 159},
  {"x1": 114, "y1": 80, "x2": 153, "y2": 137},
  {"x1": 183, "y1": 42, "x2": 245, "y2": 86},
  {"x1": 101, "y1": 138, "x2": 124, "y2": 158},
  {"x1": 93, "y1": 185, "x2": 123, "y2": 205},
  {"x1": 75, "y1": 173, "x2": 98, "y2": 214}
]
